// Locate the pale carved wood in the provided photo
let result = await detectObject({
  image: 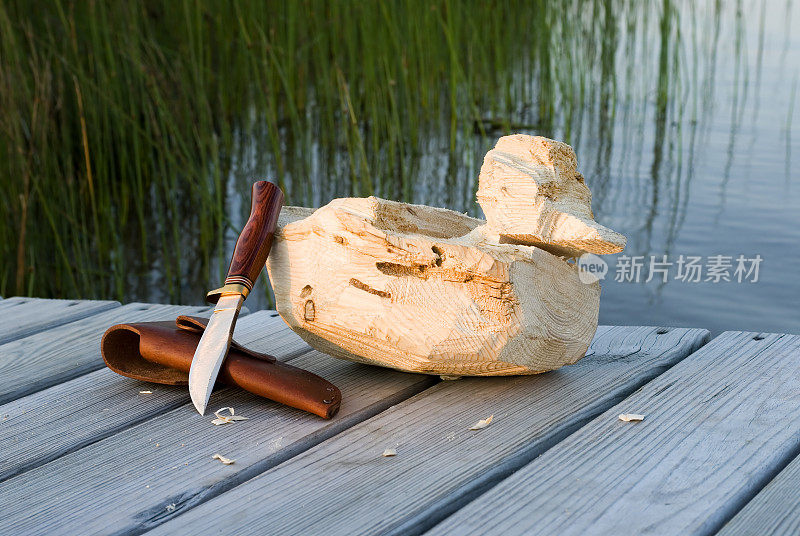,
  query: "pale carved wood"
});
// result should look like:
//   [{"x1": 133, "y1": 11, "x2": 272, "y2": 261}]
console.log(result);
[
  {"x1": 478, "y1": 134, "x2": 626, "y2": 257},
  {"x1": 266, "y1": 135, "x2": 625, "y2": 376},
  {"x1": 268, "y1": 200, "x2": 598, "y2": 376}
]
